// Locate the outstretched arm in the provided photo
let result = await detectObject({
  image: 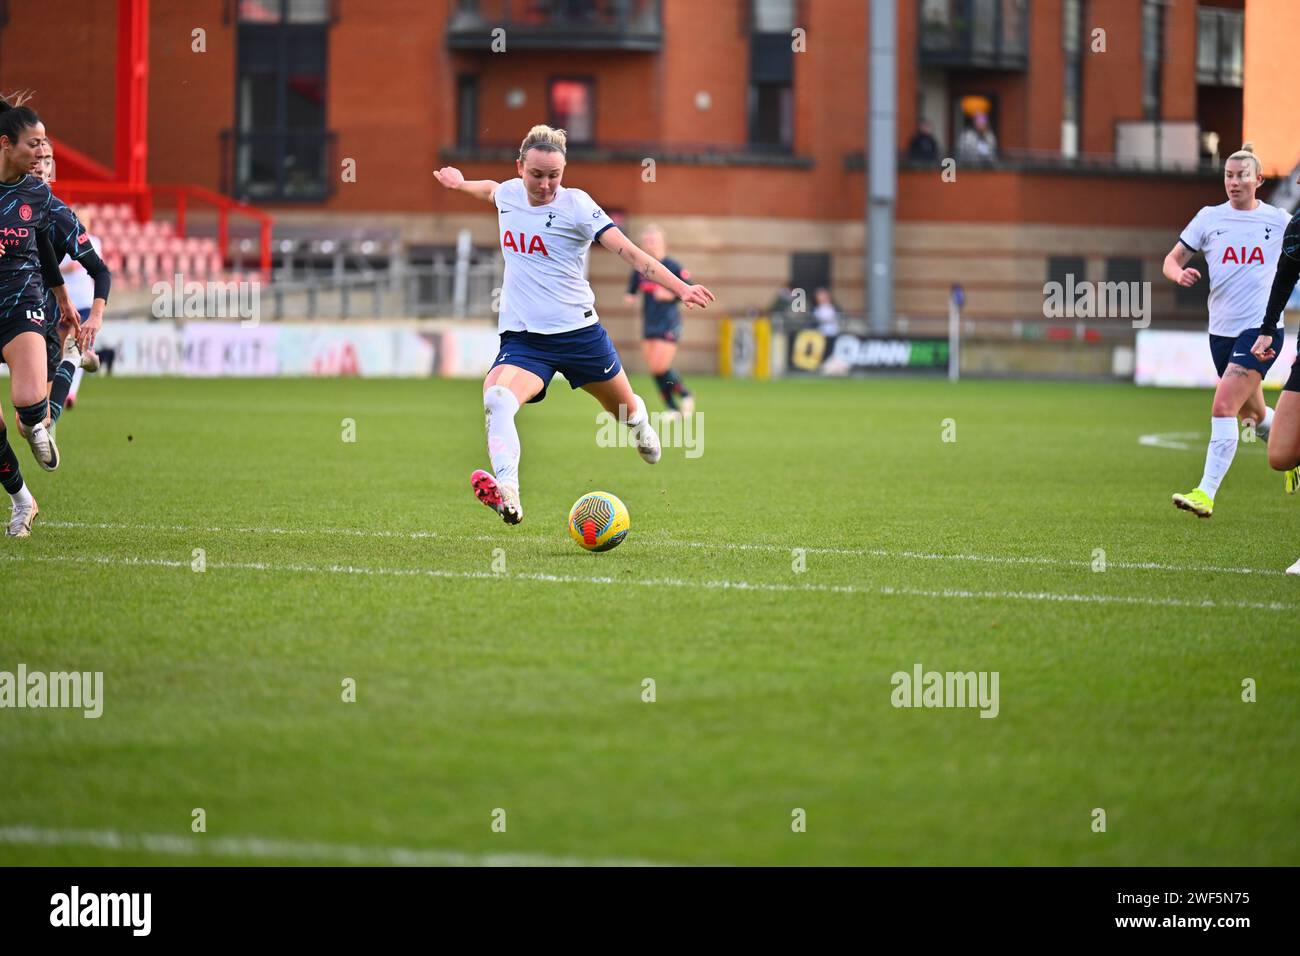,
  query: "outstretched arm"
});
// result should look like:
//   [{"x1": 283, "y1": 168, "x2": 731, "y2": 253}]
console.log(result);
[
  {"x1": 597, "y1": 227, "x2": 715, "y2": 309},
  {"x1": 433, "y1": 166, "x2": 499, "y2": 203}
]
